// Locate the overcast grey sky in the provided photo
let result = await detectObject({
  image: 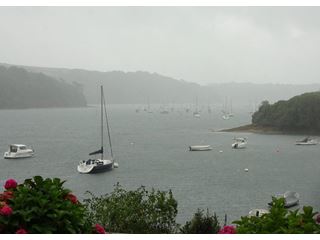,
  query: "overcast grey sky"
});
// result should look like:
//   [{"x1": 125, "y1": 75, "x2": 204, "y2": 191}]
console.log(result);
[{"x1": 0, "y1": 7, "x2": 320, "y2": 85}]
